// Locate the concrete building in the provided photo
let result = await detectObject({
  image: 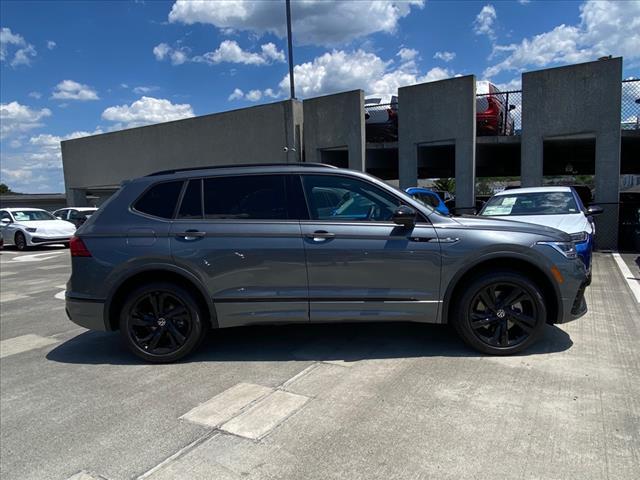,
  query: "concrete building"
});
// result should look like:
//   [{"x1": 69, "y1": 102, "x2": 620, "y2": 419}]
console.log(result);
[{"x1": 61, "y1": 57, "x2": 639, "y2": 249}]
